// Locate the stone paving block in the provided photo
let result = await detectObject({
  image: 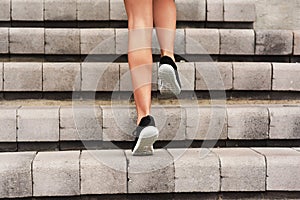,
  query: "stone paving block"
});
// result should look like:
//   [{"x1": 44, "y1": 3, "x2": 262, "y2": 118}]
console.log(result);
[
  {"x1": 126, "y1": 149, "x2": 175, "y2": 193},
  {"x1": 77, "y1": 0, "x2": 109, "y2": 21},
  {"x1": 224, "y1": 0, "x2": 256, "y2": 22},
  {"x1": 43, "y1": 62, "x2": 81, "y2": 91},
  {"x1": 12, "y1": 0, "x2": 43, "y2": 21},
  {"x1": 45, "y1": 0, "x2": 77, "y2": 20},
  {"x1": 212, "y1": 148, "x2": 266, "y2": 191},
  {"x1": 227, "y1": 106, "x2": 269, "y2": 139},
  {"x1": 168, "y1": 148, "x2": 220, "y2": 192},
  {"x1": 0, "y1": 28, "x2": 9, "y2": 53},
  {"x1": 176, "y1": 62, "x2": 195, "y2": 90},
  {"x1": 294, "y1": 31, "x2": 300, "y2": 55},
  {"x1": 256, "y1": 30, "x2": 293, "y2": 55},
  {"x1": 233, "y1": 62, "x2": 272, "y2": 90},
  {"x1": 110, "y1": 0, "x2": 127, "y2": 20},
  {"x1": 0, "y1": 107, "x2": 17, "y2": 142},
  {"x1": 115, "y1": 29, "x2": 128, "y2": 54},
  {"x1": 45, "y1": 29, "x2": 80, "y2": 54},
  {"x1": 17, "y1": 107, "x2": 59, "y2": 142},
  {"x1": 196, "y1": 62, "x2": 233, "y2": 90},
  {"x1": 4, "y1": 62, "x2": 42, "y2": 91},
  {"x1": 272, "y1": 63, "x2": 300, "y2": 91},
  {"x1": 186, "y1": 29, "x2": 219, "y2": 54},
  {"x1": 60, "y1": 106, "x2": 102, "y2": 141},
  {"x1": 175, "y1": 0, "x2": 206, "y2": 21},
  {"x1": 10, "y1": 28, "x2": 44, "y2": 54},
  {"x1": 0, "y1": 0, "x2": 10, "y2": 21},
  {"x1": 33, "y1": 151, "x2": 80, "y2": 196},
  {"x1": 81, "y1": 62, "x2": 119, "y2": 91},
  {"x1": 81, "y1": 150, "x2": 127, "y2": 194},
  {"x1": 252, "y1": 148, "x2": 300, "y2": 191},
  {"x1": 0, "y1": 152, "x2": 36, "y2": 198},
  {"x1": 185, "y1": 106, "x2": 227, "y2": 140},
  {"x1": 220, "y1": 29, "x2": 255, "y2": 55},
  {"x1": 81, "y1": 29, "x2": 115, "y2": 54},
  {"x1": 207, "y1": 0, "x2": 223, "y2": 21},
  {"x1": 269, "y1": 106, "x2": 300, "y2": 139},
  {"x1": 0, "y1": 63, "x2": 2, "y2": 91}
]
